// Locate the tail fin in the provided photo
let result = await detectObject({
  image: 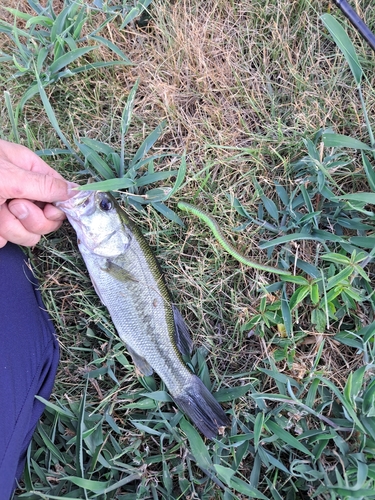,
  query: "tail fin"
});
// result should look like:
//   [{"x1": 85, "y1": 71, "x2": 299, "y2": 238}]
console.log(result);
[{"x1": 172, "y1": 375, "x2": 230, "y2": 439}]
